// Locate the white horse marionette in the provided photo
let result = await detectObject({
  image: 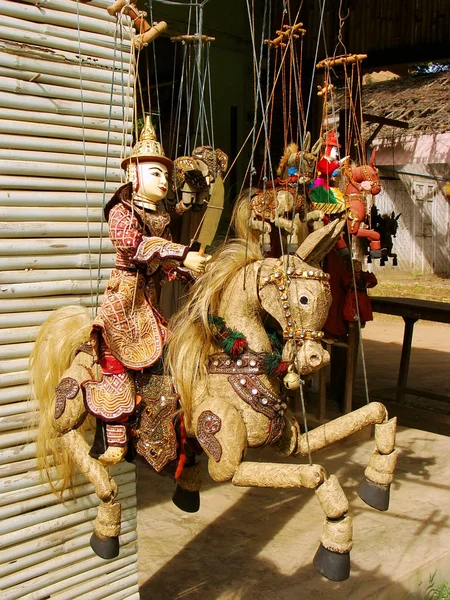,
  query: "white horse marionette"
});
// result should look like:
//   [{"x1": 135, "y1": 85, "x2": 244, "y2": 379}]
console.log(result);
[{"x1": 31, "y1": 219, "x2": 398, "y2": 582}]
